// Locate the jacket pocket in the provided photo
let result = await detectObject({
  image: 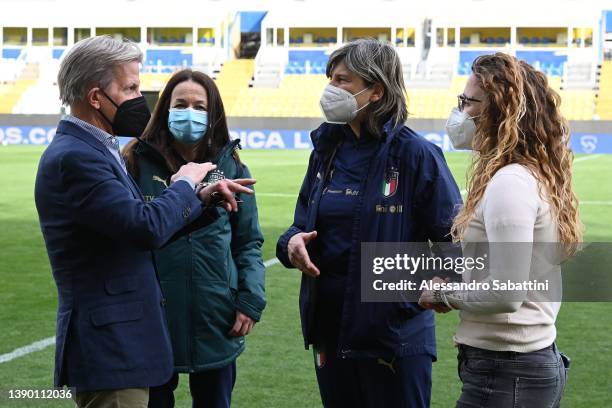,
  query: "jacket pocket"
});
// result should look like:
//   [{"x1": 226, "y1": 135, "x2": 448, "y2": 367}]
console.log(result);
[
  {"x1": 90, "y1": 301, "x2": 144, "y2": 327},
  {"x1": 193, "y1": 280, "x2": 236, "y2": 337},
  {"x1": 104, "y1": 276, "x2": 138, "y2": 295},
  {"x1": 82, "y1": 301, "x2": 148, "y2": 370}
]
